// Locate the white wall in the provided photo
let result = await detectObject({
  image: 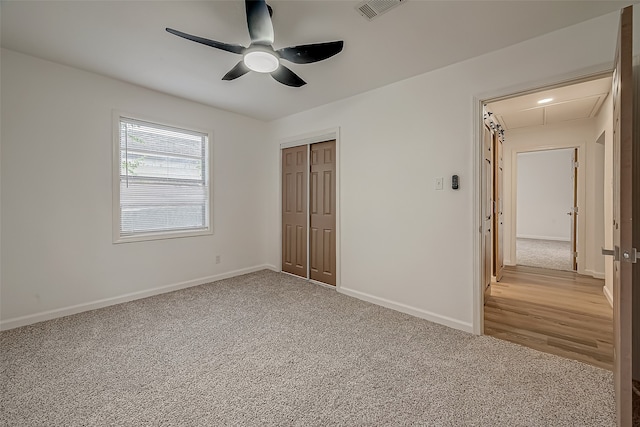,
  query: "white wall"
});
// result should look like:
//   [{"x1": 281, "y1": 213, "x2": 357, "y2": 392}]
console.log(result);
[
  {"x1": 516, "y1": 149, "x2": 574, "y2": 241},
  {"x1": 267, "y1": 11, "x2": 620, "y2": 332},
  {"x1": 0, "y1": 49, "x2": 272, "y2": 328},
  {"x1": 590, "y1": 130, "x2": 606, "y2": 279},
  {"x1": 595, "y1": 88, "x2": 613, "y2": 301}
]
